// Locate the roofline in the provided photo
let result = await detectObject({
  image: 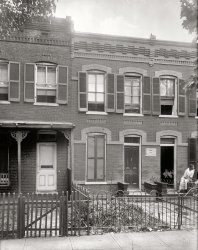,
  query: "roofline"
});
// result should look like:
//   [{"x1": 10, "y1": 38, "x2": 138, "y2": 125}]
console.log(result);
[
  {"x1": 0, "y1": 120, "x2": 75, "y2": 129},
  {"x1": 74, "y1": 31, "x2": 196, "y2": 48}
]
